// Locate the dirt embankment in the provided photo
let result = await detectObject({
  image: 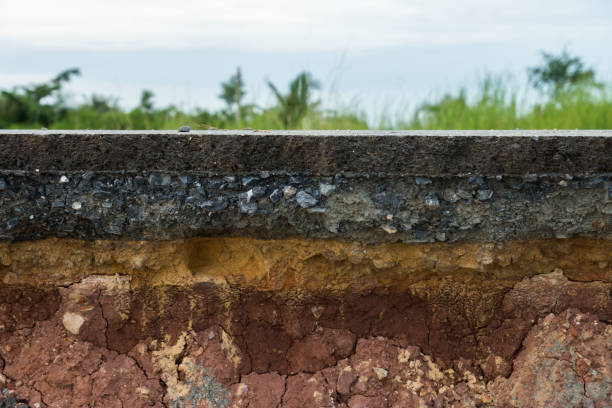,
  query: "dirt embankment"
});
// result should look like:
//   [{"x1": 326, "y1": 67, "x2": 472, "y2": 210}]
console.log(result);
[{"x1": 1, "y1": 237, "x2": 611, "y2": 407}]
